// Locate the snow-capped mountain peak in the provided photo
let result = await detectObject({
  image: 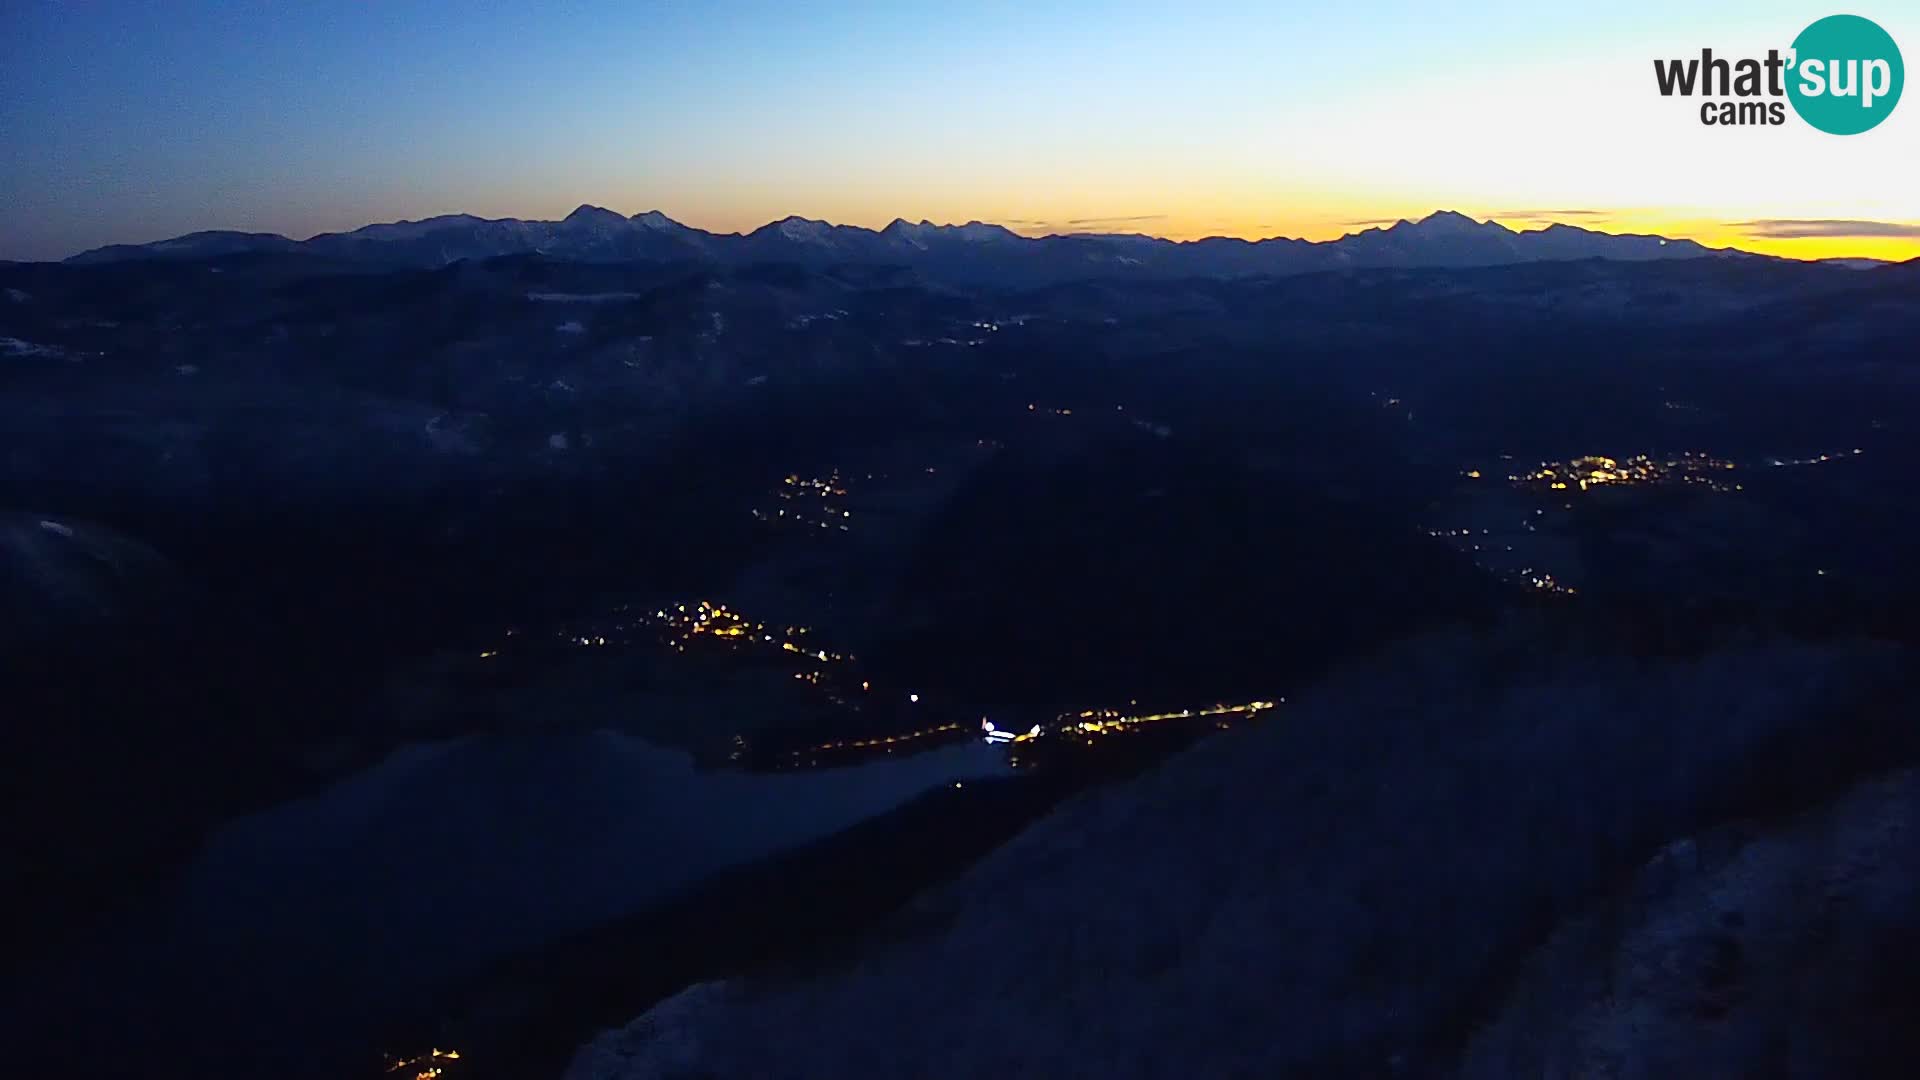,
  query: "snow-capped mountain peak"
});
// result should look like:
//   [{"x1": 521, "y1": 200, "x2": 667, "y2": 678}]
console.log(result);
[
  {"x1": 882, "y1": 218, "x2": 940, "y2": 249},
  {"x1": 1411, "y1": 210, "x2": 1508, "y2": 235},
  {"x1": 954, "y1": 221, "x2": 1016, "y2": 243},
  {"x1": 774, "y1": 216, "x2": 834, "y2": 244},
  {"x1": 563, "y1": 204, "x2": 629, "y2": 229}
]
